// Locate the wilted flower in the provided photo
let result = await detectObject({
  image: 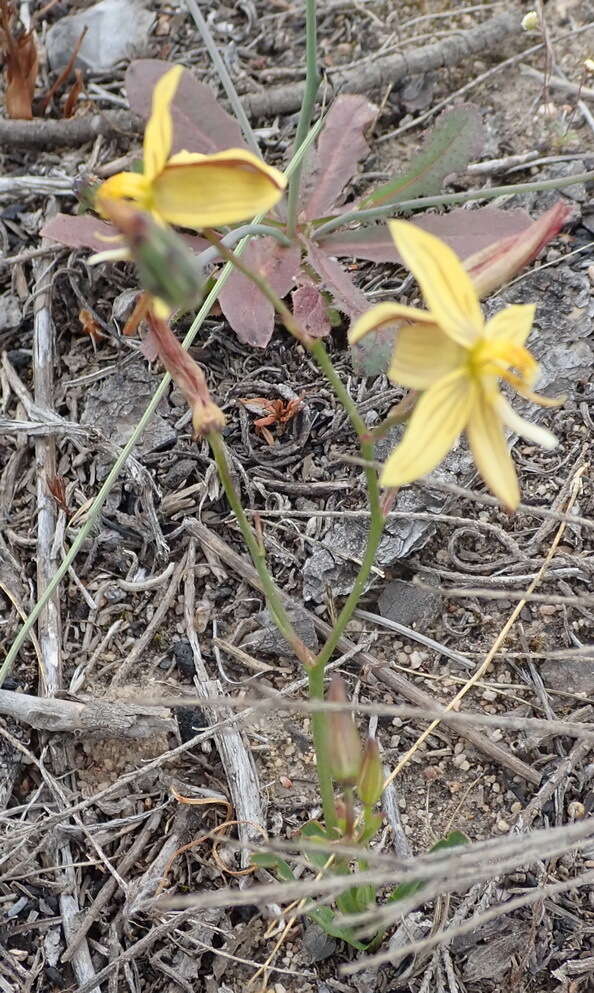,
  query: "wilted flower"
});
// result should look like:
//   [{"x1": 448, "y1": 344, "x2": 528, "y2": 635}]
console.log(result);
[
  {"x1": 97, "y1": 65, "x2": 286, "y2": 229},
  {"x1": 146, "y1": 311, "x2": 225, "y2": 437},
  {"x1": 326, "y1": 675, "x2": 362, "y2": 787},
  {"x1": 350, "y1": 221, "x2": 560, "y2": 511},
  {"x1": 465, "y1": 202, "x2": 572, "y2": 298}
]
